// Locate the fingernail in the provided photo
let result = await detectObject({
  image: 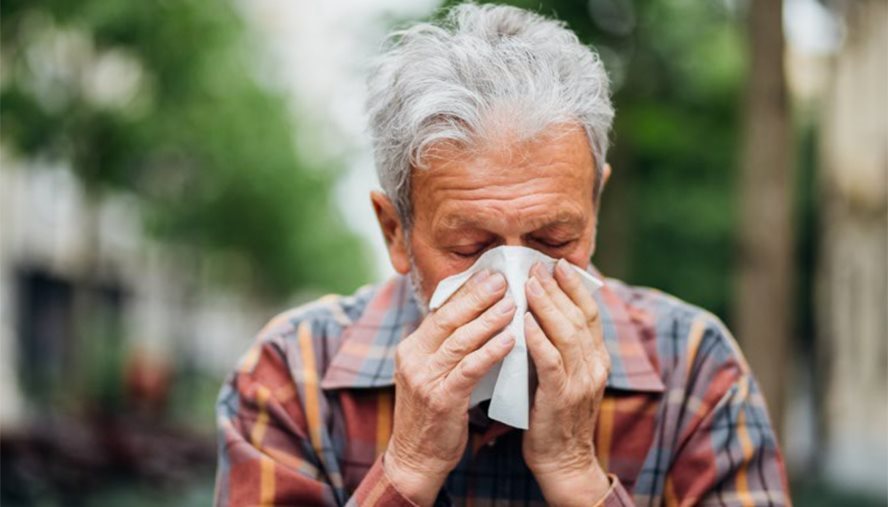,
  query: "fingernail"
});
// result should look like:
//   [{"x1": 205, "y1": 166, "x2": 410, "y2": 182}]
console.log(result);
[
  {"x1": 496, "y1": 296, "x2": 515, "y2": 314},
  {"x1": 483, "y1": 273, "x2": 506, "y2": 294},
  {"x1": 498, "y1": 332, "x2": 514, "y2": 347},
  {"x1": 527, "y1": 276, "x2": 543, "y2": 296}
]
